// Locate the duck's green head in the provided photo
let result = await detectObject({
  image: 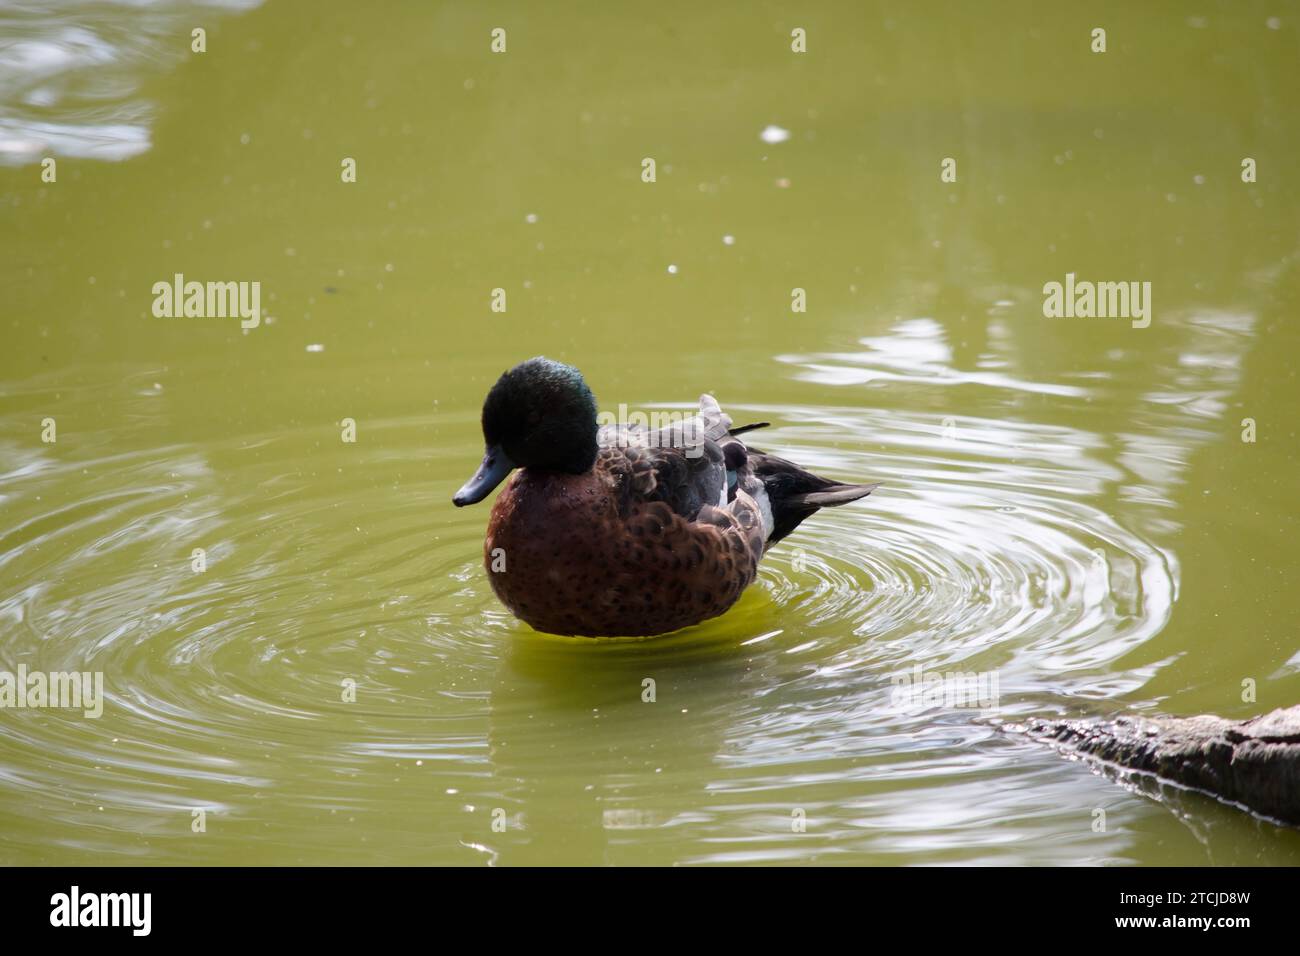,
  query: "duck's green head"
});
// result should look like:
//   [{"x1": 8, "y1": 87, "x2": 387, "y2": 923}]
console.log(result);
[{"x1": 452, "y1": 357, "x2": 599, "y2": 507}]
